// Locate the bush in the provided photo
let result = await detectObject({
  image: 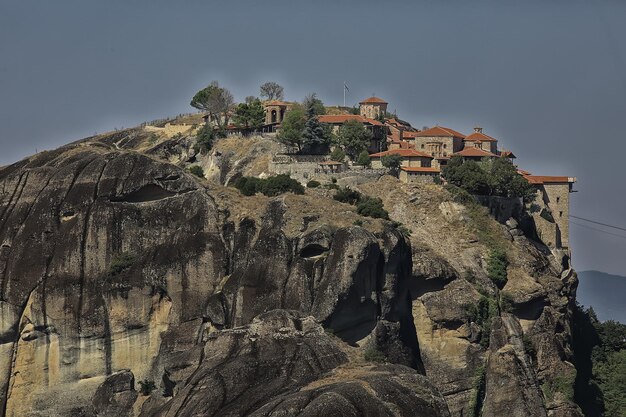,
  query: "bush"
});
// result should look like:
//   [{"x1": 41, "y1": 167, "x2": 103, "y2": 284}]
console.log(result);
[
  {"x1": 356, "y1": 197, "x2": 389, "y2": 220},
  {"x1": 523, "y1": 334, "x2": 537, "y2": 362},
  {"x1": 194, "y1": 125, "x2": 216, "y2": 153},
  {"x1": 306, "y1": 180, "x2": 321, "y2": 188},
  {"x1": 333, "y1": 187, "x2": 362, "y2": 205},
  {"x1": 233, "y1": 174, "x2": 304, "y2": 197},
  {"x1": 467, "y1": 295, "x2": 499, "y2": 347},
  {"x1": 468, "y1": 366, "x2": 487, "y2": 417},
  {"x1": 363, "y1": 347, "x2": 387, "y2": 363},
  {"x1": 107, "y1": 253, "x2": 135, "y2": 277},
  {"x1": 353, "y1": 219, "x2": 363, "y2": 226},
  {"x1": 330, "y1": 147, "x2": 346, "y2": 162},
  {"x1": 487, "y1": 249, "x2": 509, "y2": 288},
  {"x1": 331, "y1": 177, "x2": 337, "y2": 184},
  {"x1": 188, "y1": 165, "x2": 204, "y2": 178},
  {"x1": 381, "y1": 154, "x2": 403, "y2": 176},
  {"x1": 138, "y1": 379, "x2": 156, "y2": 396},
  {"x1": 356, "y1": 150, "x2": 371, "y2": 167}
]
